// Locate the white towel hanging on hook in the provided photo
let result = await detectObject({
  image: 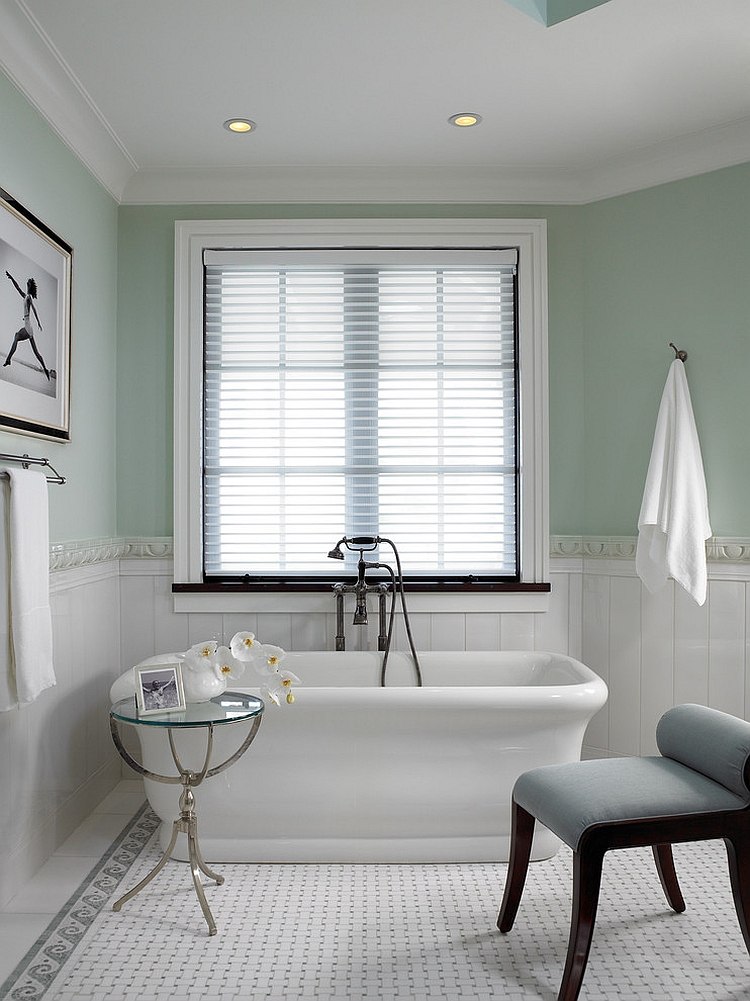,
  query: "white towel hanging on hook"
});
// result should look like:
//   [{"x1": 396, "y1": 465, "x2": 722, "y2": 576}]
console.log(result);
[{"x1": 636, "y1": 359, "x2": 711, "y2": 605}]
